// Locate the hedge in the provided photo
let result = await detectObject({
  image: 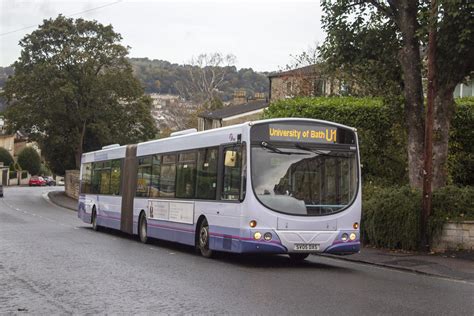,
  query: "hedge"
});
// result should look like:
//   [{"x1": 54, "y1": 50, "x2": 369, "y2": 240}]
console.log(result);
[
  {"x1": 449, "y1": 97, "x2": 474, "y2": 185},
  {"x1": 264, "y1": 97, "x2": 407, "y2": 185},
  {"x1": 264, "y1": 96, "x2": 474, "y2": 186},
  {"x1": 362, "y1": 185, "x2": 474, "y2": 250}
]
